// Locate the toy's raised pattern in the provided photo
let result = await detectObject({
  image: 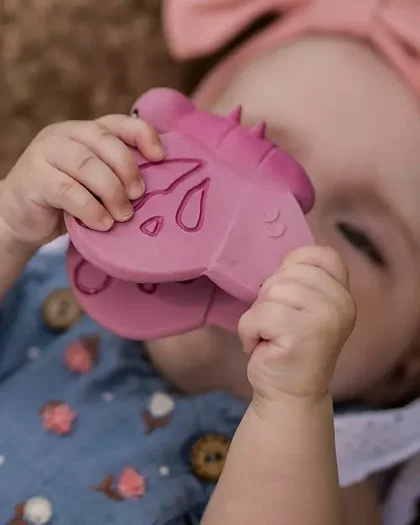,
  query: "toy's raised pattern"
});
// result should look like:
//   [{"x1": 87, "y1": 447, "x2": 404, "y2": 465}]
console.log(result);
[
  {"x1": 74, "y1": 258, "x2": 197, "y2": 298},
  {"x1": 66, "y1": 88, "x2": 315, "y2": 339},
  {"x1": 140, "y1": 217, "x2": 164, "y2": 237},
  {"x1": 133, "y1": 158, "x2": 209, "y2": 236}
]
